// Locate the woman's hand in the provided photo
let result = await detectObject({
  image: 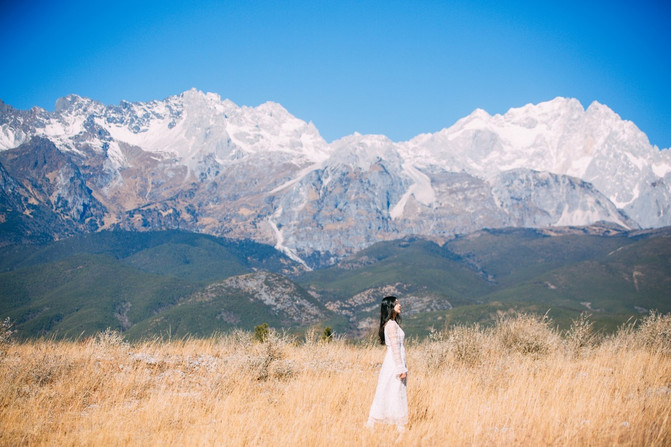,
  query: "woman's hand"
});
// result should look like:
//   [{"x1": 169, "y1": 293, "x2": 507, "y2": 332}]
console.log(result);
[{"x1": 399, "y1": 372, "x2": 406, "y2": 380}]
